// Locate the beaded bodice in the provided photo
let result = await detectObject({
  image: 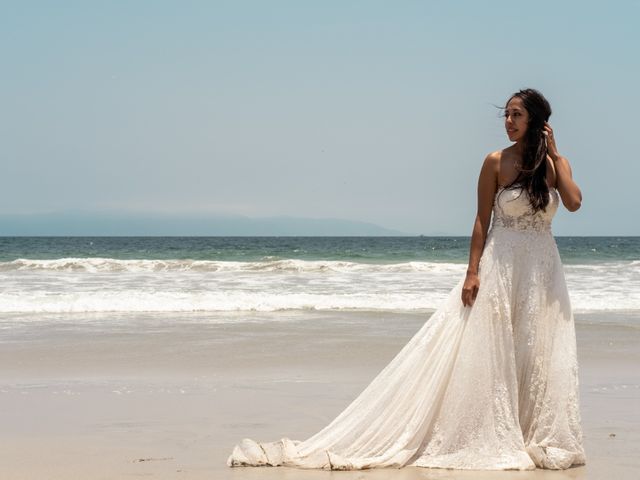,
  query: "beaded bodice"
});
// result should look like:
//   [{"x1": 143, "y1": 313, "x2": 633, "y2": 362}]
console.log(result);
[{"x1": 491, "y1": 186, "x2": 559, "y2": 233}]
